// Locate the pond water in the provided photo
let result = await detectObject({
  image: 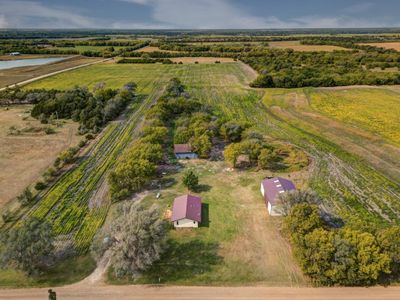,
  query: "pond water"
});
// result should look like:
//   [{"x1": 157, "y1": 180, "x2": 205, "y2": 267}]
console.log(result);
[{"x1": 0, "y1": 57, "x2": 67, "y2": 70}]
